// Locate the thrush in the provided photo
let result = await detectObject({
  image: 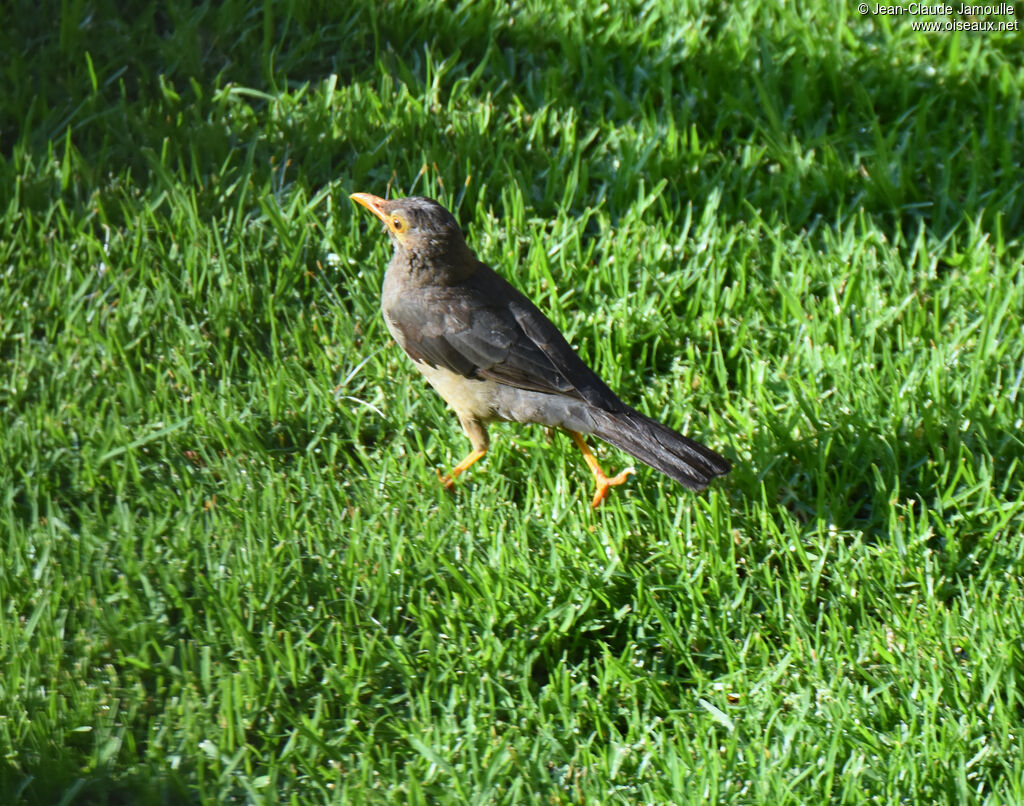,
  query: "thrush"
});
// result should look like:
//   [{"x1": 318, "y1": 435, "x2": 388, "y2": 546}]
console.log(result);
[{"x1": 350, "y1": 193, "x2": 730, "y2": 507}]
